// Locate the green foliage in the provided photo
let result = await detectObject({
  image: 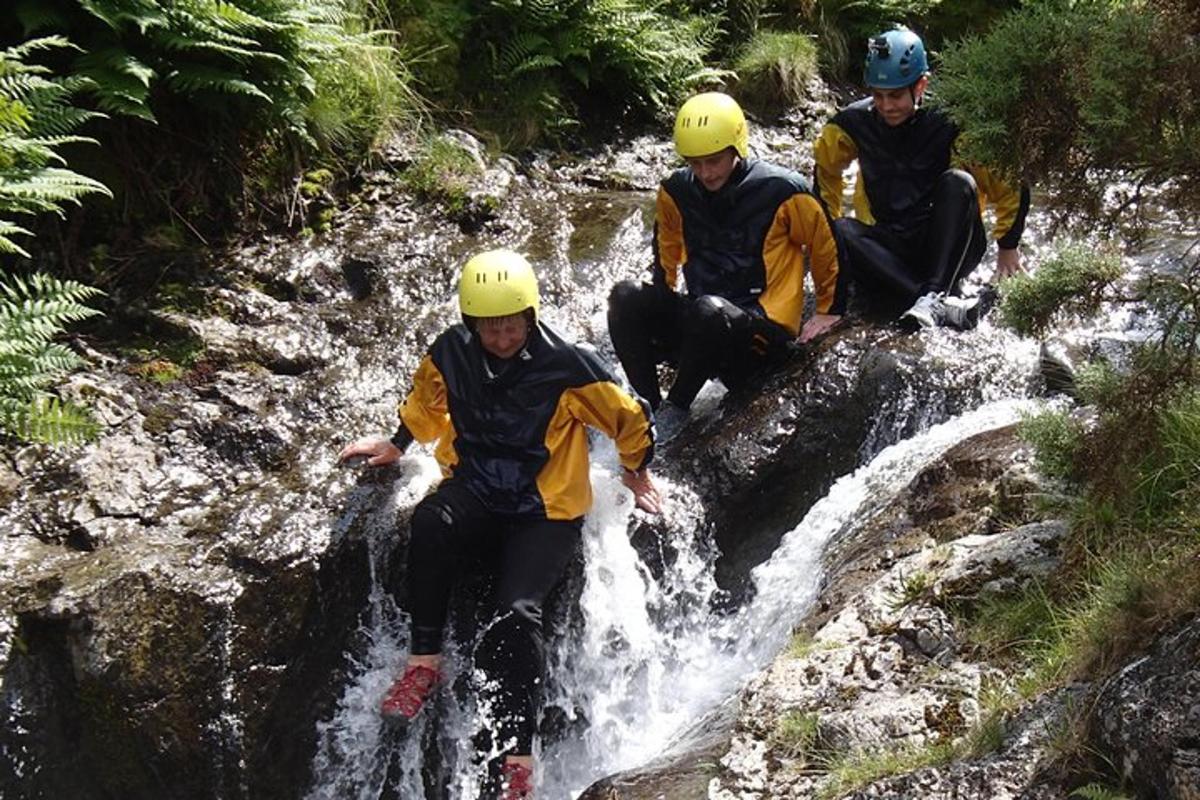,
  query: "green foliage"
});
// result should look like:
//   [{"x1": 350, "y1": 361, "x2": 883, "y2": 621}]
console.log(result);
[
  {"x1": 369, "y1": 0, "x2": 474, "y2": 101},
  {"x1": 998, "y1": 240, "x2": 1124, "y2": 338},
  {"x1": 463, "y1": 0, "x2": 720, "y2": 145},
  {"x1": 0, "y1": 271, "x2": 102, "y2": 443},
  {"x1": 770, "y1": 710, "x2": 824, "y2": 762},
  {"x1": 789, "y1": 0, "x2": 1017, "y2": 80},
  {"x1": 0, "y1": 36, "x2": 111, "y2": 257},
  {"x1": 0, "y1": 38, "x2": 107, "y2": 444},
  {"x1": 9, "y1": 0, "x2": 421, "y2": 238},
  {"x1": 937, "y1": 0, "x2": 1200, "y2": 226},
  {"x1": 889, "y1": 568, "x2": 934, "y2": 609},
  {"x1": 817, "y1": 740, "x2": 956, "y2": 799},
  {"x1": 1072, "y1": 783, "x2": 1131, "y2": 800},
  {"x1": 732, "y1": 30, "x2": 819, "y2": 117},
  {"x1": 1019, "y1": 409, "x2": 1084, "y2": 482},
  {"x1": 401, "y1": 135, "x2": 482, "y2": 213}
]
